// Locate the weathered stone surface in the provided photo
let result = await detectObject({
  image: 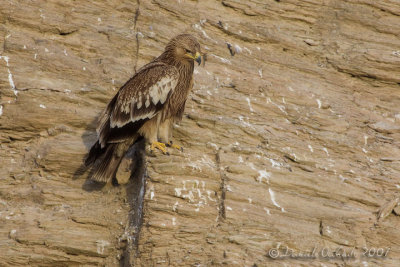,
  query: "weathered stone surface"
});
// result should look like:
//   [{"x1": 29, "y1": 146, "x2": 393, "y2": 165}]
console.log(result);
[
  {"x1": 1, "y1": 0, "x2": 400, "y2": 266},
  {"x1": 370, "y1": 120, "x2": 400, "y2": 134}
]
